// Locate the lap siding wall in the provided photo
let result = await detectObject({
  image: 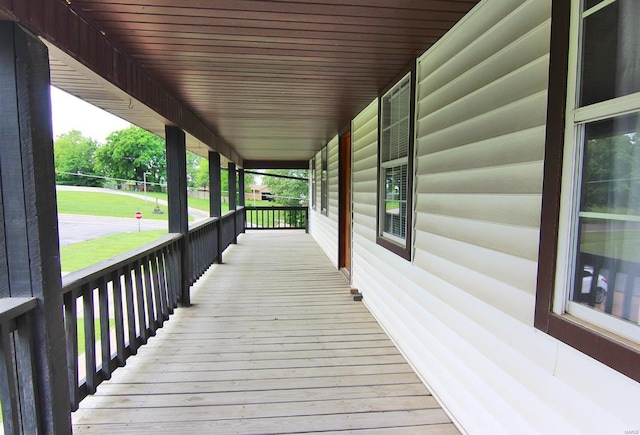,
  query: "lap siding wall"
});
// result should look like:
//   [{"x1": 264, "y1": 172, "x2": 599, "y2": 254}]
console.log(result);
[{"x1": 309, "y1": 0, "x2": 640, "y2": 433}]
